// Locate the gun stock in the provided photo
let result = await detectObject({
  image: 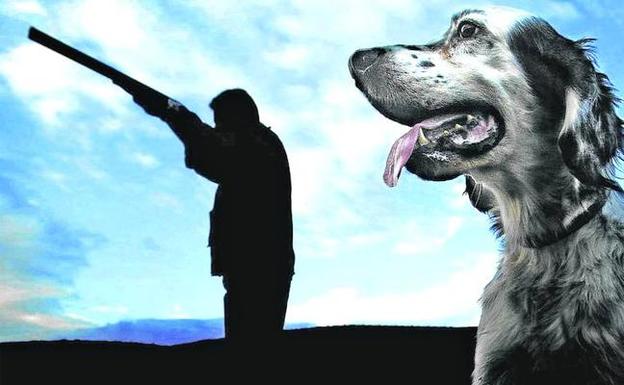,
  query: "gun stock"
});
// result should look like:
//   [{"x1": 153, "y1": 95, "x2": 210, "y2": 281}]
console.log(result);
[{"x1": 28, "y1": 27, "x2": 171, "y2": 101}]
